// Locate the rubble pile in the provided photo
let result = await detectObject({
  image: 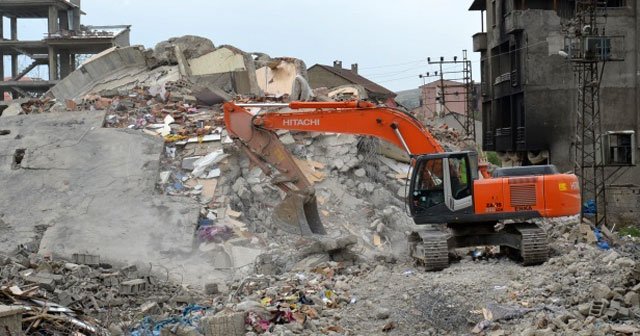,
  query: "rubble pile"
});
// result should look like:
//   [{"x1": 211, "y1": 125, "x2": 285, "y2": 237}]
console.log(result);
[
  {"x1": 1, "y1": 34, "x2": 640, "y2": 335},
  {"x1": 0, "y1": 249, "x2": 206, "y2": 335}
]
